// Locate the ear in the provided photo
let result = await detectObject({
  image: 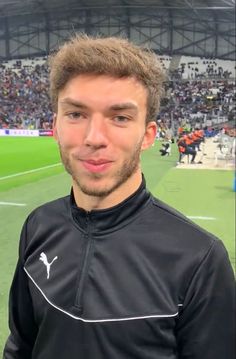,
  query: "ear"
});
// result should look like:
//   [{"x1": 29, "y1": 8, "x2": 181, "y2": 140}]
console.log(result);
[
  {"x1": 141, "y1": 121, "x2": 157, "y2": 150},
  {"x1": 52, "y1": 113, "x2": 58, "y2": 141}
]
